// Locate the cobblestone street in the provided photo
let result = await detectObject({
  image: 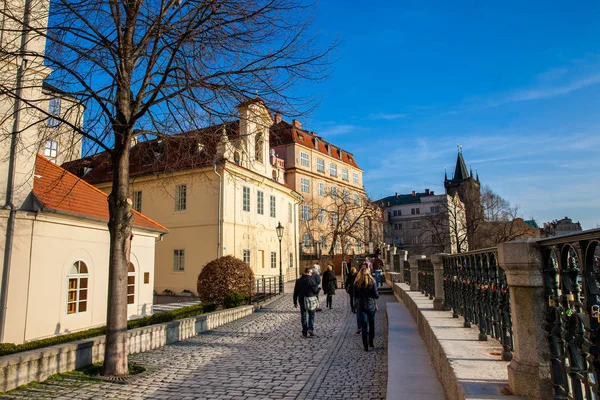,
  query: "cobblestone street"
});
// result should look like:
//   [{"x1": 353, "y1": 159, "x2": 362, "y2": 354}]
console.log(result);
[{"x1": 1, "y1": 293, "x2": 393, "y2": 400}]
